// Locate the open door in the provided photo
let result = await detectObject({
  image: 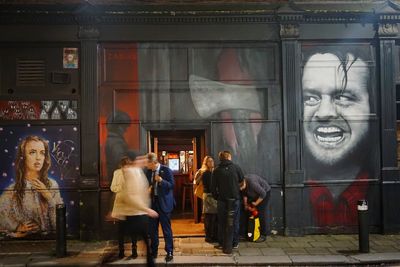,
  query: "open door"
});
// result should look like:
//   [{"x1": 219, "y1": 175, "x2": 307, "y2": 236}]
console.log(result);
[
  {"x1": 192, "y1": 137, "x2": 199, "y2": 223},
  {"x1": 147, "y1": 130, "x2": 206, "y2": 236}
]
